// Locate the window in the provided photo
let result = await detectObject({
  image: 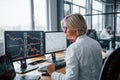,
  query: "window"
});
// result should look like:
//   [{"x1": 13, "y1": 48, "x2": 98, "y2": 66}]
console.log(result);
[
  {"x1": 34, "y1": 0, "x2": 47, "y2": 31},
  {"x1": 73, "y1": 5, "x2": 79, "y2": 13},
  {"x1": 63, "y1": 0, "x2": 120, "y2": 49},
  {"x1": 92, "y1": 0, "x2": 103, "y2": 32},
  {"x1": 73, "y1": 0, "x2": 86, "y2": 7},
  {"x1": 64, "y1": 0, "x2": 86, "y2": 16},
  {"x1": 117, "y1": 14, "x2": 120, "y2": 33},
  {"x1": 0, "y1": 0, "x2": 47, "y2": 42},
  {"x1": 64, "y1": 0, "x2": 72, "y2": 2},
  {"x1": 64, "y1": 3, "x2": 71, "y2": 16},
  {"x1": 80, "y1": 8, "x2": 86, "y2": 15},
  {"x1": 0, "y1": 0, "x2": 31, "y2": 42},
  {"x1": 93, "y1": 0, "x2": 102, "y2": 11},
  {"x1": 116, "y1": 5, "x2": 120, "y2": 34}
]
